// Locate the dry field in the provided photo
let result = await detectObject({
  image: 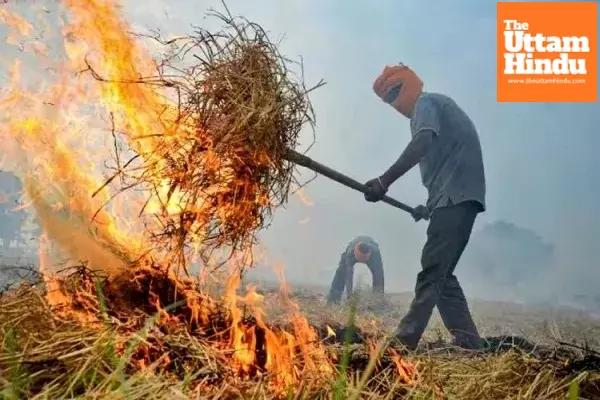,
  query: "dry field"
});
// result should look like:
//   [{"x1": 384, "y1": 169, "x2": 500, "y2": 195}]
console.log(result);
[
  {"x1": 1, "y1": 268, "x2": 599, "y2": 400},
  {"x1": 252, "y1": 280, "x2": 600, "y2": 350}
]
